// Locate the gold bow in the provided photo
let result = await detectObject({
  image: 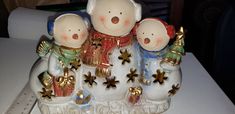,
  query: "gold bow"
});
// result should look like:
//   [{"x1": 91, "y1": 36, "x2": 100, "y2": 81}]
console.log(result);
[
  {"x1": 56, "y1": 68, "x2": 75, "y2": 88},
  {"x1": 129, "y1": 86, "x2": 143, "y2": 96}
]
